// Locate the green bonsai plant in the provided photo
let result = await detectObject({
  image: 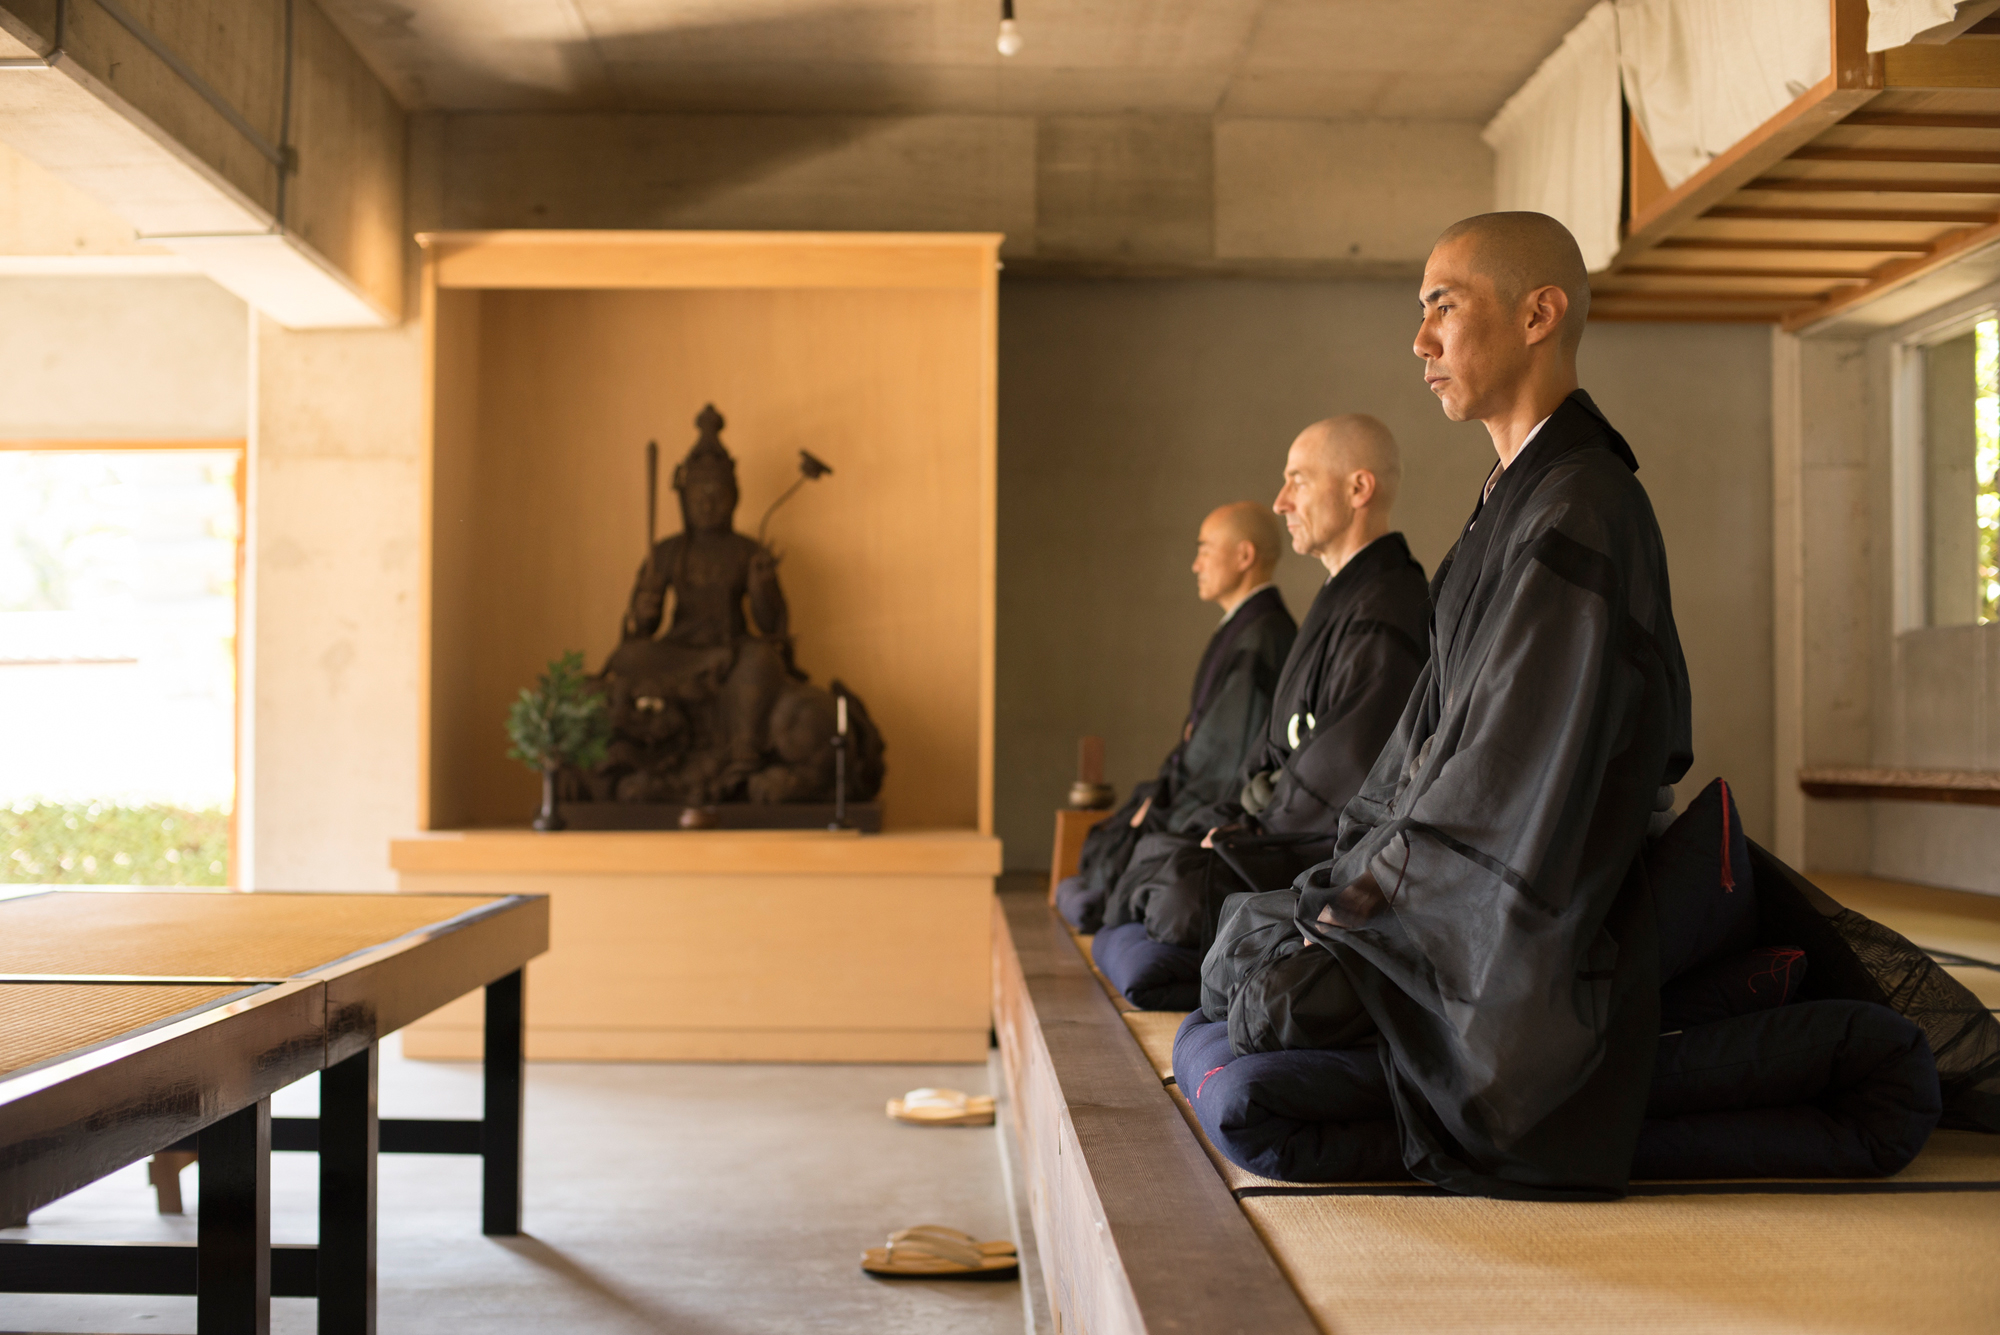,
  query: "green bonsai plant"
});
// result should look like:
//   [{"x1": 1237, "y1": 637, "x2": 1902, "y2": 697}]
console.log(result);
[{"x1": 505, "y1": 651, "x2": 611, "y2": 831}]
